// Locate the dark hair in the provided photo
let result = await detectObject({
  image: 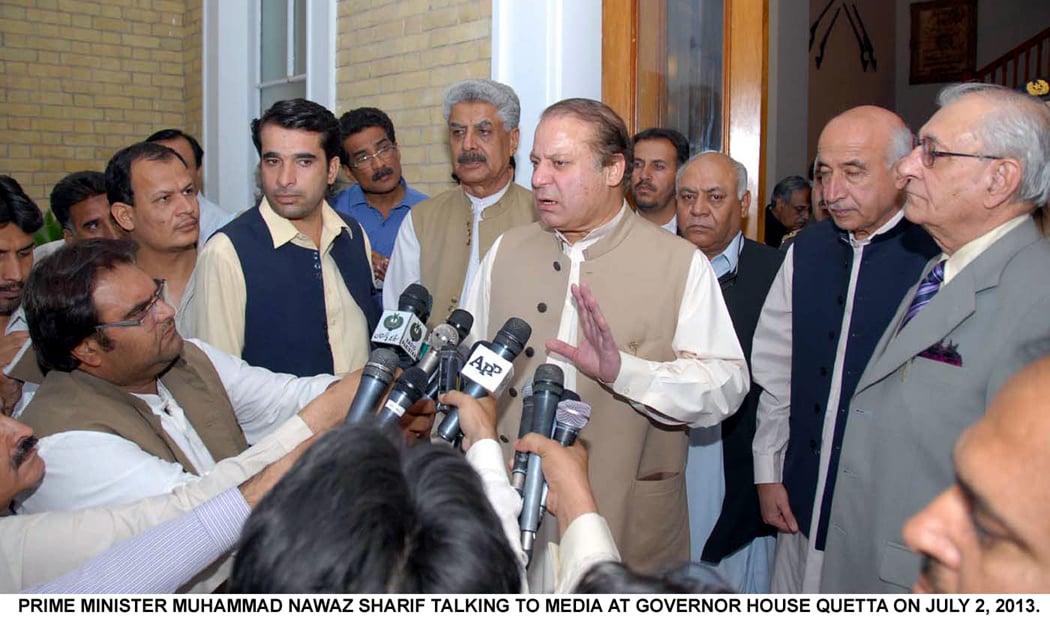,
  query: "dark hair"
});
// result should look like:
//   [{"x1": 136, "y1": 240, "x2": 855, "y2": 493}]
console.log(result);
[
  {"x1": 251, "y1": 98, "x2": 342, "y2": 163},
  {"x1": 24, "y1": 238, "x2": 139, "y2": 373},
  {"x1": 0, "y1": 175, "x2": 44, "y2": 235},
  {"x1": 49, "y1": 171, "x2": 107, "y2": 230},
  {"x1": 230, "y1": 424, "x2": 522, "y2": 593},
  {"x1": 145, "y1": 128, "x2": 204, "y2": 169},
  {"x1": 105, "y1": 142, "x2": 188, "y2": 207},
  {"x1": 632, "y1": 128, "x2": 690, "y2": 166},
  {"x1": 542, "y1": 98, "x2": 632, "y2": 188},
  {"x1": 767, "y1": 175, "x2": 811, "y2": 210},
  {"x1": 574, "y1": 561, "x2": 734, "y2": 594}
]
